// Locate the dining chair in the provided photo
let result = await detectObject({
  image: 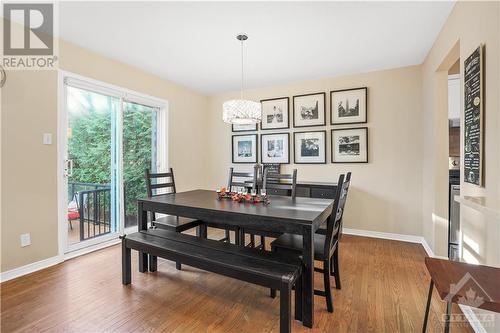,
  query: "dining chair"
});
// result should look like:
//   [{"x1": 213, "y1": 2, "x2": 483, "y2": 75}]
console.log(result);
[
  {"x1": 270, "y1": 172, "x2": 351, "y2": 313},
  {"x1": 211, "y1": 166, "x2": 258, "y2": 244},
  {"x1": 243, "y1": 168, "x2": 298, "y2": 250},
  {"x1": 145, "y1": 168, "x2": 204, "y2": 269}
]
